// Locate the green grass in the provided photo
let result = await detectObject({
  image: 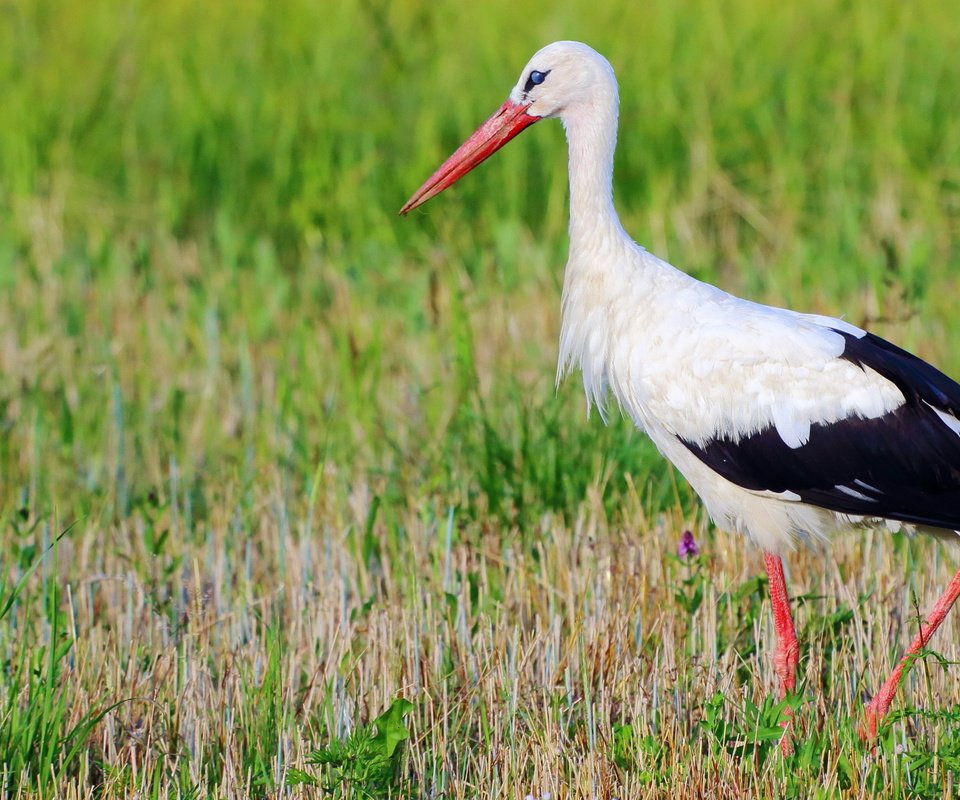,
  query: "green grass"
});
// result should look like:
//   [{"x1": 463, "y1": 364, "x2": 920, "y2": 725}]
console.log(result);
[{"x1": 1, "y1": 0, "x2": 960, "y2": 796}]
